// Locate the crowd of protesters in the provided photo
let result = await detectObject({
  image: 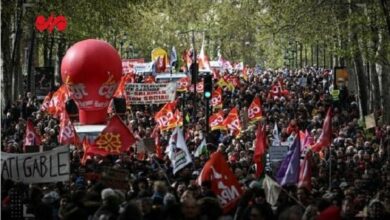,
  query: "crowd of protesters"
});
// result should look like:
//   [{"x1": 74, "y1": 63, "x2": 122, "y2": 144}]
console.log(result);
[{"x1": 2, "y1": 67, "x2": 390, "y2": 220}]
